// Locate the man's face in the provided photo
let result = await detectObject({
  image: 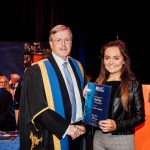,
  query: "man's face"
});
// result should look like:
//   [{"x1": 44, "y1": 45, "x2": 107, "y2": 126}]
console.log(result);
[
  {"x1": 50, "y1": 29, "x2": 72, "y2": 60},
  {"x1": 10, "y1": 76, "x2": 18, "y2": 84}
]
